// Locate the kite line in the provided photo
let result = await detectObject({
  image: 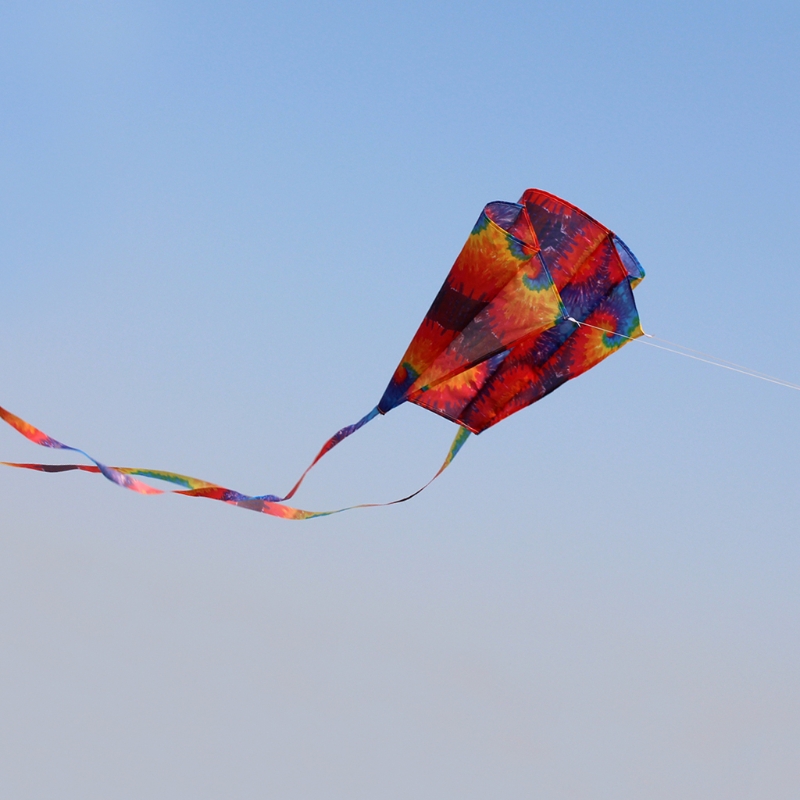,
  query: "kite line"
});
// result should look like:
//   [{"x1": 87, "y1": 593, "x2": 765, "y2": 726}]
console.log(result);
[{"x1": 567, "y1": 317, "x2": 800, "y2": 392}]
